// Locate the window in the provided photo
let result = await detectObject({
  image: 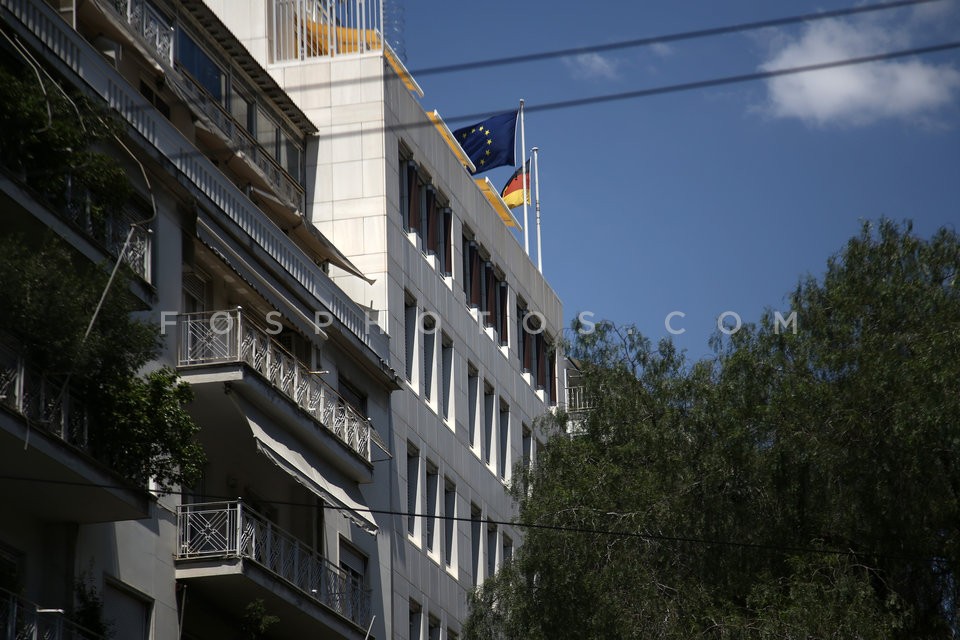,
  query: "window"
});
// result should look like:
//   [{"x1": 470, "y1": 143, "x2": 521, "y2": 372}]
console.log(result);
[
  {"x1": 407, "y1": 443, "x2": 420, "y2": 537},
  {"x1": 503, "y1": 534, "x2": 514, "y2": 565},
  {"x1": 471, "y1": 504, "x2": 482, "y2": 586},
  {"x1": 498, "y1": 402, "x2": 510, "y2": 481},
  {"x1": 230, "y1": 85, "x2": 255, "y2": 132},
  {"x1": 498, "y1": 282, "x2": 509, "y2": 346},
  {"x1": 339, "y1": 377, "x2": 367, "y2": 416},
  {"x1": 440, "y1": 334, "x2": 453, "y2": 421},
  {"x1": 176, "y1": 28, "x2": 225, "y2": 103},
  {"x1": 522, "y1": 424, "x2": 532, "y2": 472},
  {"x1": 401, "y1": 159, "x2": 422, "y2": 233},
  {"x1": 404, "y1": 294, "x2": 417, "y2": 383},
  {"x1": 439, "y1": 207, "x2": 453, "y2": 275},
  {"x1": 444, "y1": 479, "x2": 456, "y2": 568},
  {"x1": 409, "y1": 600, "x2": 422, "y2": 640},
  {"x1": 448, "y1": 630, "x2": 459, "y2": 640},
  {"x1": 340, "y1": 540, "x2": 367, "y2": 621},
  {"x1": 104, "y1": 580, "x2": 152, "y2": 640},
  {"x1": 428, "y1": 616, "x2": 441, "y2": 640},
  {"x1": 468, "y1": 364, "x2": 479, "y2": 452},
  {"x1": 423, "y1": 314, "x2": 436, "y2": 403},
  {"x1": 487, "y1": 523, "x2": 498, "y2": 577},
  {"x1": 462, "y1": 233, "x2": 481, "y2": 308},
  {"x1": 483, "y1": 383, "x2": 495, "y2": 467},
  {"x1": 425, "y1": 462, "x2": 439, "y2": 554}
]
